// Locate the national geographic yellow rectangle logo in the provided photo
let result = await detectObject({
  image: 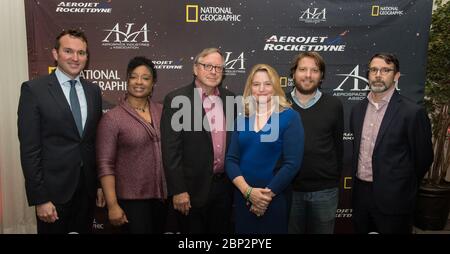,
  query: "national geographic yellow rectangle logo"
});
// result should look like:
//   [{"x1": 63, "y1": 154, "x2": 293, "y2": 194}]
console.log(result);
[
  {"x1": 48, "y1": 66, "x2": 56, "y2": 74},
  {"x1": 344, "y1": 177, "x2": 352, "y2": 189},
  {"x1": 186, "y1": 5, "x2": 198, "y2": 22},
  {"x1": 280, "y1": 77, "x2": 288, "y2": 88},
  {"x1": 371, "y1": 6, "x2": 380, "y2": 16}
]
